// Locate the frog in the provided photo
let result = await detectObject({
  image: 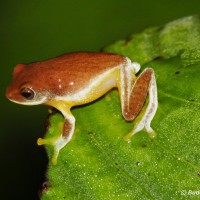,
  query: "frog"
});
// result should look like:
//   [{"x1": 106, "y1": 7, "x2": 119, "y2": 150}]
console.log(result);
[{"x1": 6, "y1": 52, "x2": 158, "y2": 164}]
